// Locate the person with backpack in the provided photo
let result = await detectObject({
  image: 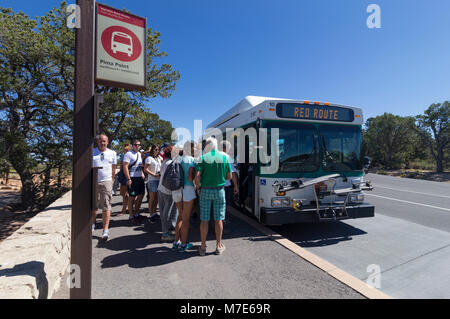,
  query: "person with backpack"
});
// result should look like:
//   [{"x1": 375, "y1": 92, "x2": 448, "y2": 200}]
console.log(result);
[
  {"x1": 157, "y1": 145, "x2": 179, "y2": 242},
  {"x1": 118, "y1": 144, "x2": 131, "y2": 215},
  {"x1": 172, "y1": 141, "x2": 198, "y2": 252},
  {"x1": 122, "y1": 139, "x2": 145, "y2": 223}
]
